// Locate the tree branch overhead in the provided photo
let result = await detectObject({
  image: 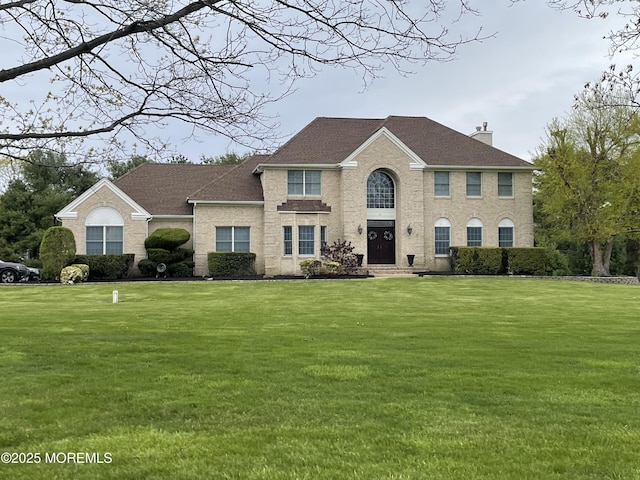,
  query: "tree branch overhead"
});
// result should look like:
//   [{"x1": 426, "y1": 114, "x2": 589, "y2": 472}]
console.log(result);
[{"x1": 0, "y1": 0, "x2": 485, "y2": 162}]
